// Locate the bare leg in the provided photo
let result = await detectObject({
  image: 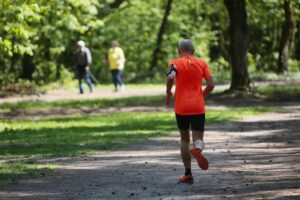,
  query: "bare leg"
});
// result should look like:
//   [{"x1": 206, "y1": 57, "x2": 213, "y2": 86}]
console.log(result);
[
  {"x1": 190, "y1": 130, "x2": 209, "y2": 170},
  {"x1": 180, "y1": 129, "x2": 191, "y2": 169},
  {"x1": 192, "y1": 130, "x2": 204, "y2": 151}
]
